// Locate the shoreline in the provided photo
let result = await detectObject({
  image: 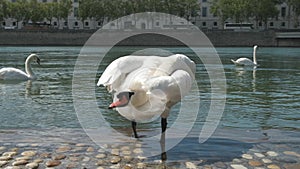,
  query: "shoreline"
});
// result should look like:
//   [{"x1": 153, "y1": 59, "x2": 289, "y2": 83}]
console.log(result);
[
  {"x1": 1, "y1": 30, "x2": 300, "y2": 47},
  {"x1": 0, "y1": 128, "x2": 299, "y2": 168}
]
